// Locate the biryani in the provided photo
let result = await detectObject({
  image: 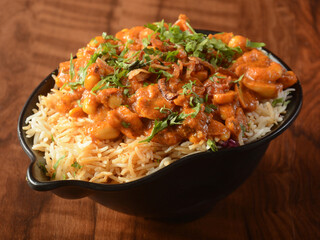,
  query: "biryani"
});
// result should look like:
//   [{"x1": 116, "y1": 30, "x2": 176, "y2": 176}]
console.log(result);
[{"x1": 23, "y1": 14, "x2": 297, "y2": 183}]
